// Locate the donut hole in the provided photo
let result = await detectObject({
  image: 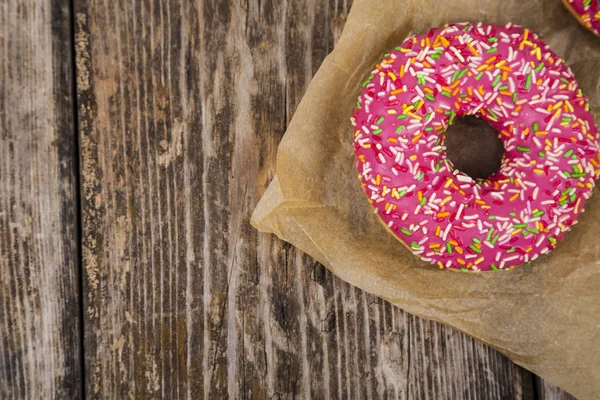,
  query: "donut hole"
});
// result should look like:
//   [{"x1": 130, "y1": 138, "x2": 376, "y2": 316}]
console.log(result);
[{"x1": 444, "y1": 116, "x2": 505, "y2": 180}]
